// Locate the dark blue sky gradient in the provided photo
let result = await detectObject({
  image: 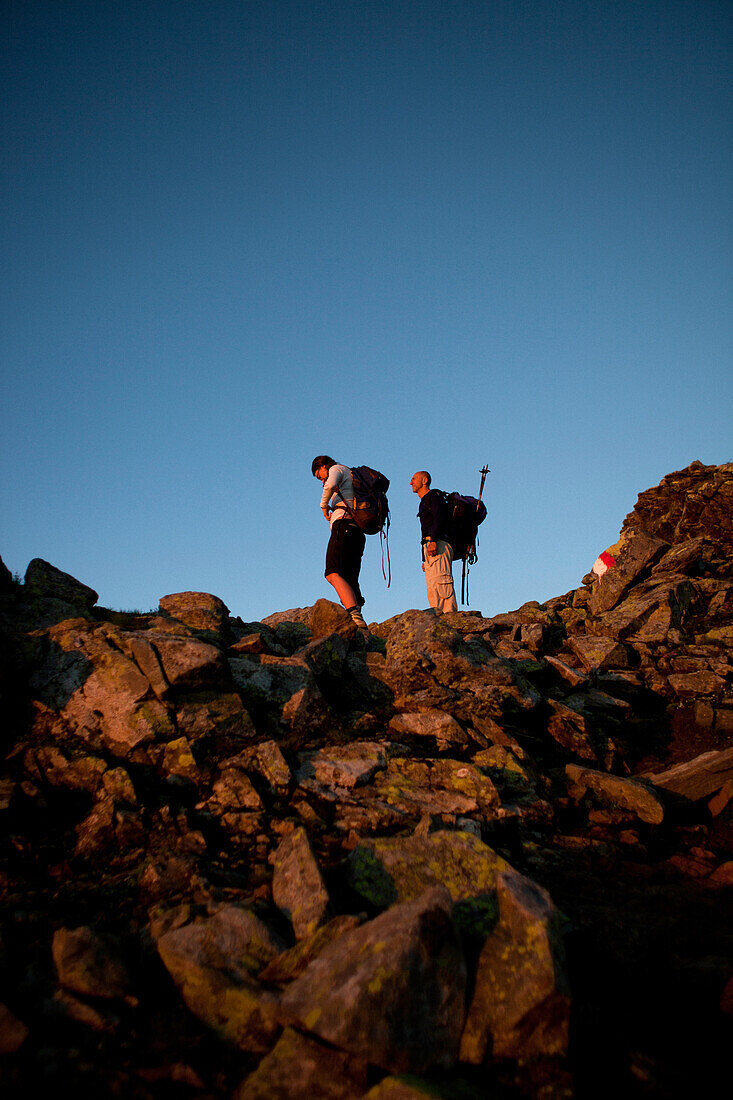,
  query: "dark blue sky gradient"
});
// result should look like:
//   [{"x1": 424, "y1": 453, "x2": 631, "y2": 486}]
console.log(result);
[{"x1": 2, "y1": 1, "x2": 731, "y2": 620}]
